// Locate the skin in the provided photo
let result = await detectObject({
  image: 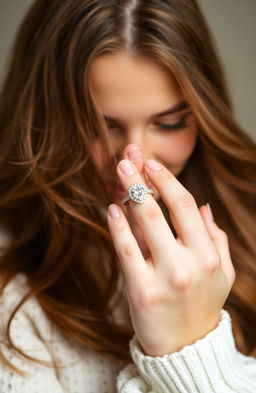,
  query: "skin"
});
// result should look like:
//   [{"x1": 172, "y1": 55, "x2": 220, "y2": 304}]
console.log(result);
[
  {"x1": 89, "y1": 50, "x2": 198, "y2": 203},
  {"x1": 89, "y1": 50, "x2": 236, "y2": 356}
]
